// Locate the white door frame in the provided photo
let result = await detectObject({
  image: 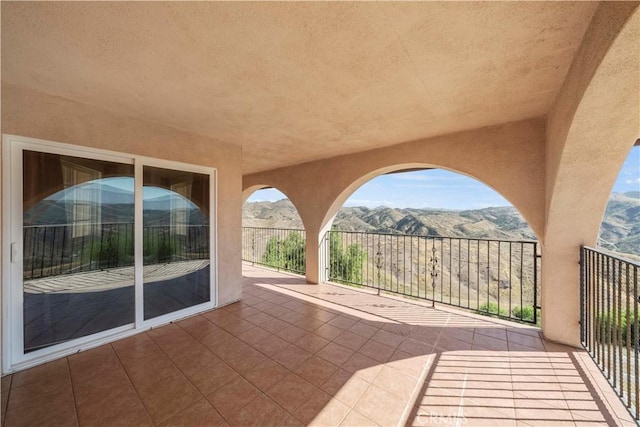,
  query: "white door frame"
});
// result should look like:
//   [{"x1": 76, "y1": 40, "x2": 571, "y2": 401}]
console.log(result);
[{"x1": 2, "y1": 134, "x2": 218, "y2": 374}]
